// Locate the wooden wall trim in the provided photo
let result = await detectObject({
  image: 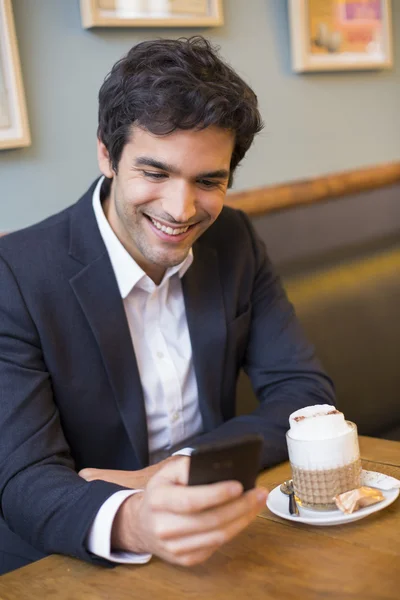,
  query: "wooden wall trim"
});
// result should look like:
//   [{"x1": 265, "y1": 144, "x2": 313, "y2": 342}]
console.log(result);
[{"x1": 225, "y1": 161, "x2": 400, "y2": 217}]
